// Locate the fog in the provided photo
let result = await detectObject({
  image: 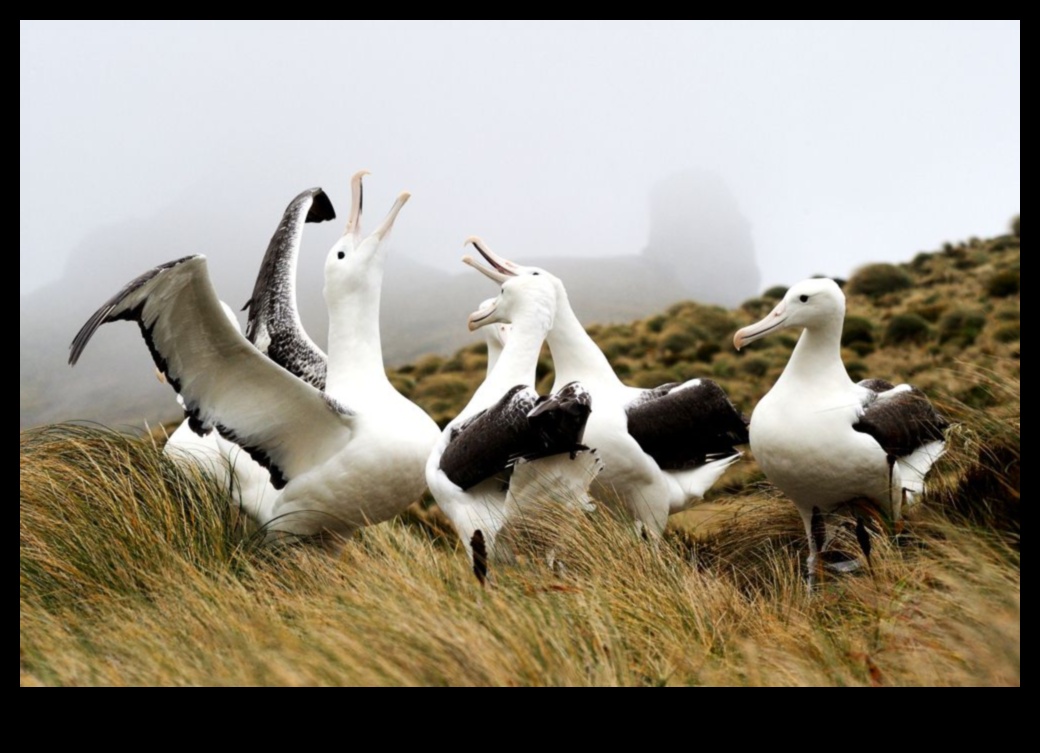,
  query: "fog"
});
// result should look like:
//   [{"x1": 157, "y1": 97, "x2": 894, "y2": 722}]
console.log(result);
[
  {"x1": 20, "y1": 21, "x2": 1020, "y2": 426},
  {"x1": 22, "y1": 21, "x2": 1019, "y2": 295}
]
